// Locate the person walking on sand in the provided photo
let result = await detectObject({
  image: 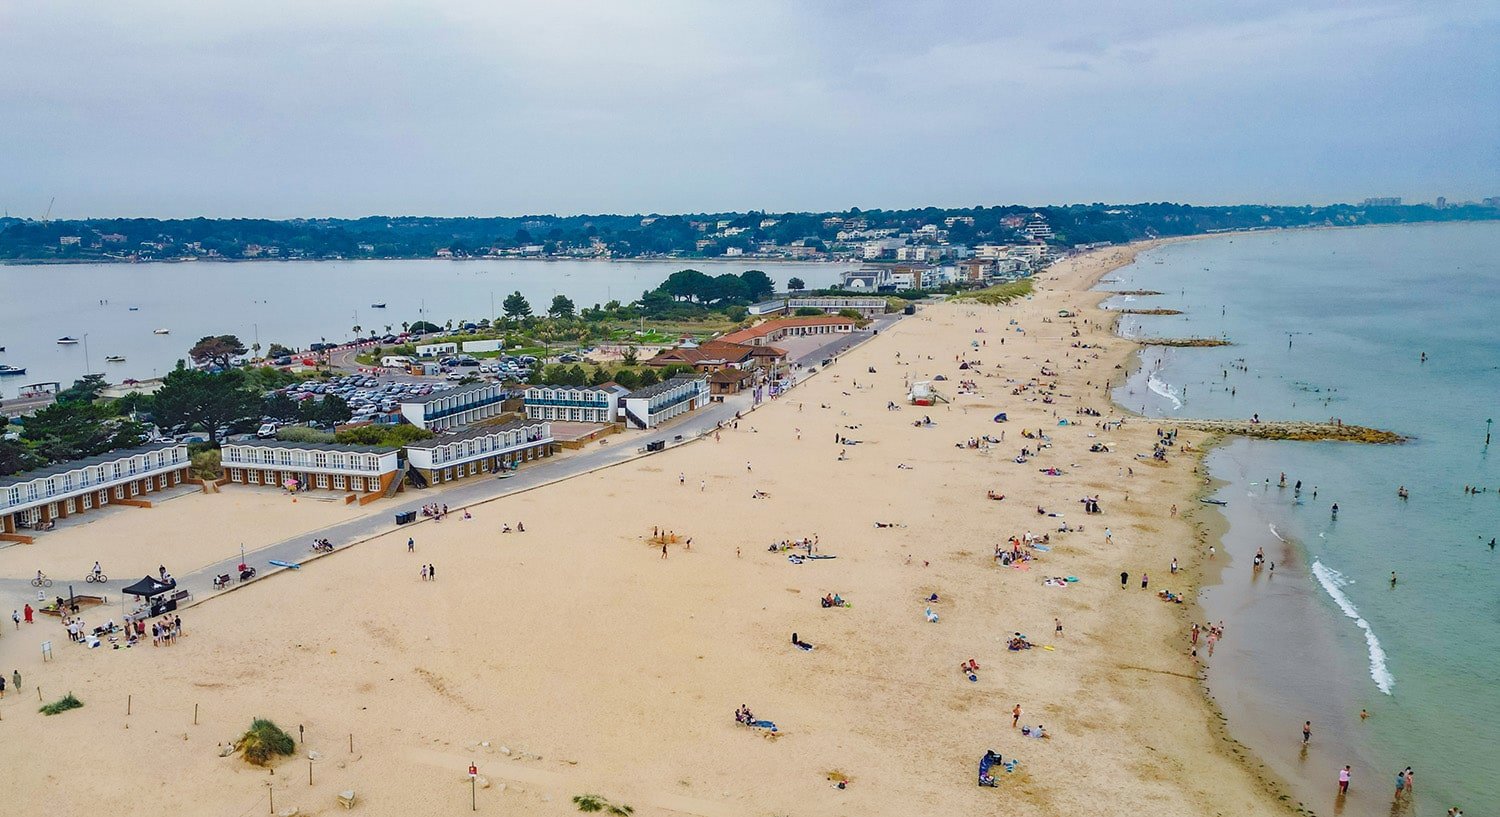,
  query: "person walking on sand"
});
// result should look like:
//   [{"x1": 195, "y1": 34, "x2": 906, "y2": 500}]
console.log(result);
[
  {"x1": 23, "y1": 603, "x2": 33, "y2": 624},
  {"x1": 1170, "y1": 558, "x2": 1178, "y2": 575},
  {"x1": 661, "y1": 544, "x2": 668, "y2": 560},
  {"x1": 679, "y1": 472, "x2": 685, "y2": 486},
  {"x1": 1105, "y1": 527, "x2": 1113, "y2": 544},
  {"x1": 1055, "y1": 618, "x2": 1063, "y2": 638},
  {"x1": 1012, "y1": 704, "x2": 1022, "y2": 728},
  {"x1": 10, "y1": 609, "x2": 17, "y2": 629},
  {"x1": 11, "y1": 669, "x2": 19, "y2": 692},
  {"x1": 420, "y1": 564, "x2": 428, "y2": 582},
  {"x1": 408, "y1": 537, "x2": 415, "y2": 553},
  {"x1": 1338, "y1": 765, "x2": 1351, "y2": 795},
  {"x1": 1120, "y1": 571, "x2": 1129, "y2": 589},
  {"x1": 1303, "y1": 721, "x2": 1312, "y2": 745},
  {"x1": 428, "y1": 564, "x2": 435, "y2": 581},
  {"x1": 1141, "y1": 573, "x2": 1149, "y2": 590}
]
